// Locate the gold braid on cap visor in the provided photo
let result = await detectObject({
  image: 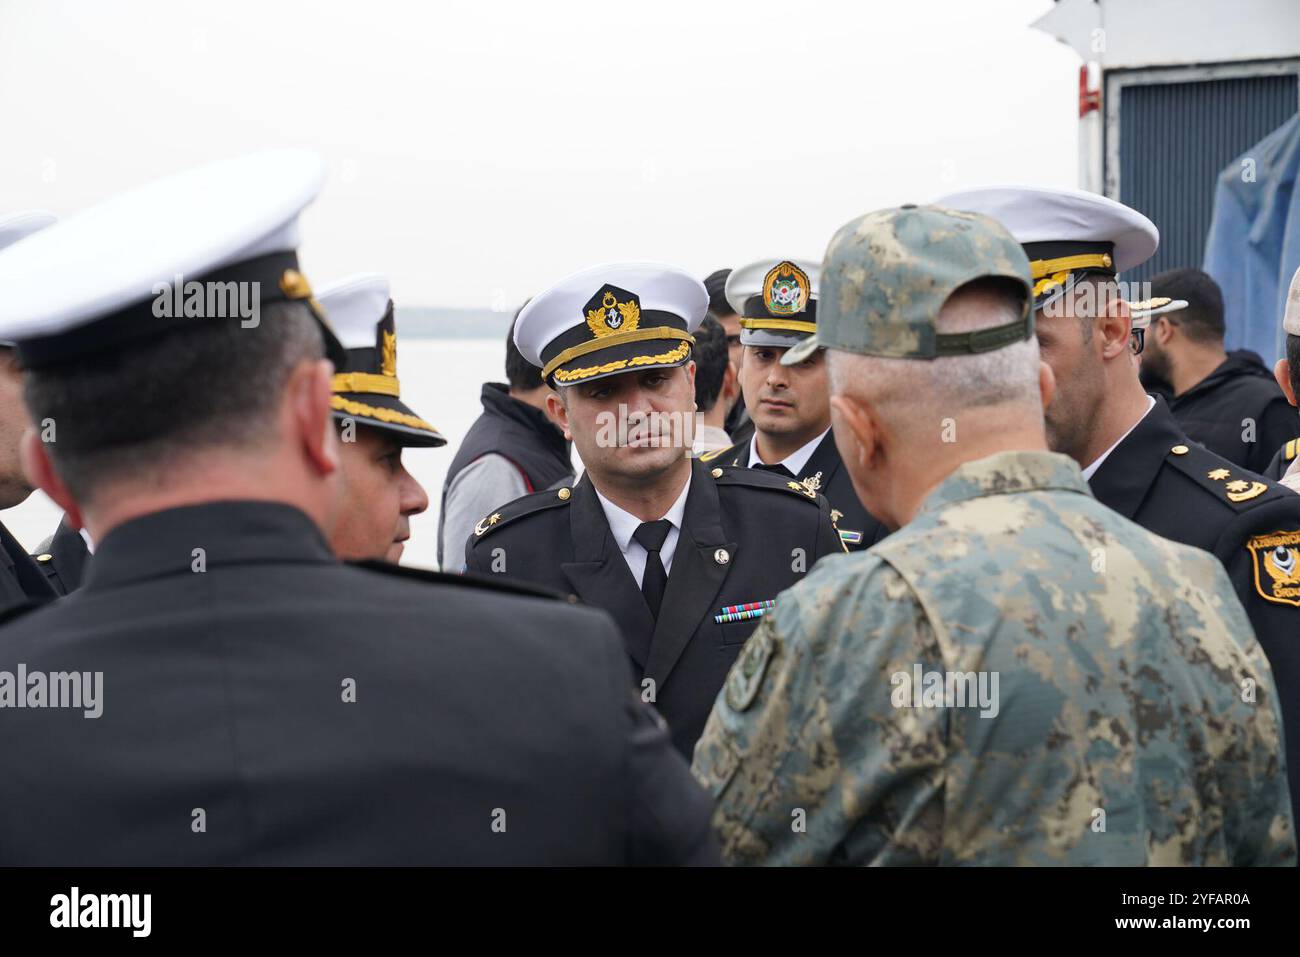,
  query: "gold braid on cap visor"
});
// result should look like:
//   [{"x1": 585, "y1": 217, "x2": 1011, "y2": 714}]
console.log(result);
[
  {"x1": 1029, "y1": 253, "x2": 1114, "y2": 298},
  {"x1": 332, "y1": 372, "x2": 401, "y2": 397},
  {"x1": 542, "y1": 327, "x2": 694, "y2": 383},
  {"x1": 330, "y1": 395, "x2": 439, "y2": 433},
  {"x1": 739, "y1": 317, "x2": 817, "y2": 334}
]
